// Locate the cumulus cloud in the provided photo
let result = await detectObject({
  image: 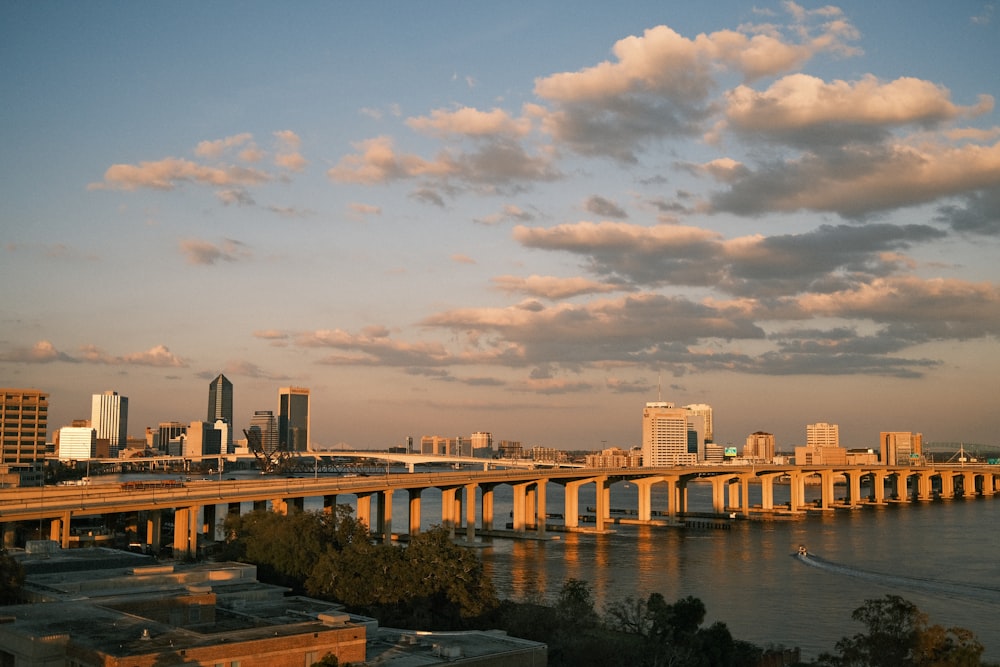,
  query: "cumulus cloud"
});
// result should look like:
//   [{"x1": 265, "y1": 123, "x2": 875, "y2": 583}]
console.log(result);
[
  {"x1": 179, "y1": 238, "x2": 251, "y2": 265},
  {"x1": 78, "y1": 344, "x2": 188, "y2": 367},
  {"x1": 406, "y1": 107, "x2": 532, "y2": 138},
  {"x1": 0, "y1": 340, "x2": 77, "y2": 363},
  {"x1": 89, "y1": 157, "x2": 271, "y2": 191},
  {"x1": 194, "y1": 133, "x2": 254, "y2": 159},
  {"x1": 474, "y1": 204, "x2": 536, "y2": 225}
]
